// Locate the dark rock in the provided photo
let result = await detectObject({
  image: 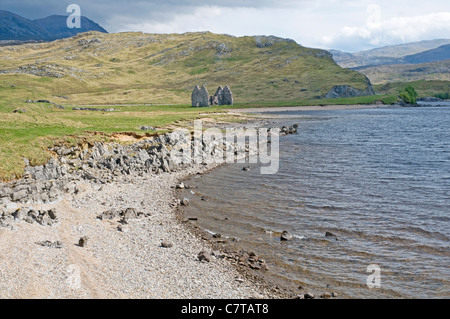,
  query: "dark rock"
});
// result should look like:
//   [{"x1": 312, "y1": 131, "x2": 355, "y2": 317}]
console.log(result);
[
  {"x1": 325, "y1": 231, "x2": 338, "y2": 239},
  {"x1": 198, "y1": 250, "x2": 211, "y2": 262},
  {"x1": 47, "y1": 209, "x2": 58, "y2": 220},
  {"x1": 304, "y1": 292, "x2": 315, "y2": 299},
  {"x1": 161, "y1": 241, "x2": 173, "y2": 248},
  {"x1": 78, "y1": 236, "x2": 88, "y2": 247},
  {"x1": 280, "y1": 230, "x2": 293, "y2": 241}
]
